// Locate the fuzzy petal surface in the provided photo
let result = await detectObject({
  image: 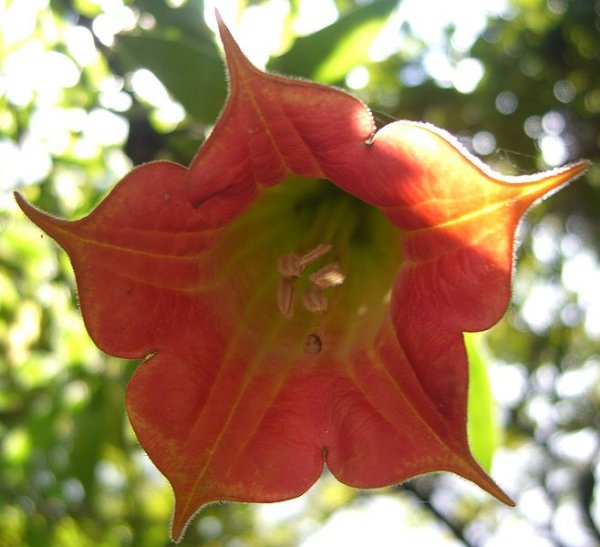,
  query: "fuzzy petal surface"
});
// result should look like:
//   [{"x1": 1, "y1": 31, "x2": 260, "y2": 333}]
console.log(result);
[{"x1": 16, "y1": 16, "x2": 589, "y2": 542}]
